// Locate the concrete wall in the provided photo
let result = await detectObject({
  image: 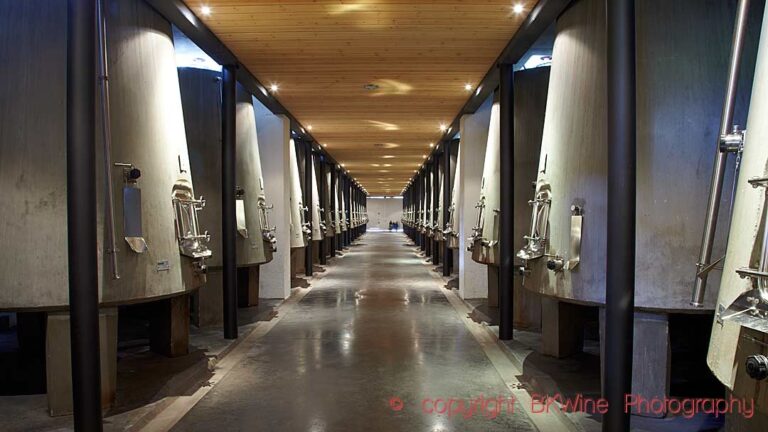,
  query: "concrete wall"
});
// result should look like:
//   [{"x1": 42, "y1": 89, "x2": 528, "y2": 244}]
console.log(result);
[
  {"x1": 366, "y1": 197, "x2": 403, "y2": 230},
  {"x1": 255, "y1": 104, "x2": 291, "y2": 300},
  {"x1": 458, "y1": 96, "x2": 493, "y2": 299}
]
